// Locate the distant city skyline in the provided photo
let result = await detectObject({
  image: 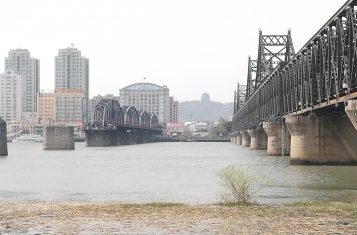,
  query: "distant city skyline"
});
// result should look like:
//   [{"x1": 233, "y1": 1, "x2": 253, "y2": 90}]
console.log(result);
[{"x1": 0, "y1": 0, "x2": 346, "y2": 102}]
